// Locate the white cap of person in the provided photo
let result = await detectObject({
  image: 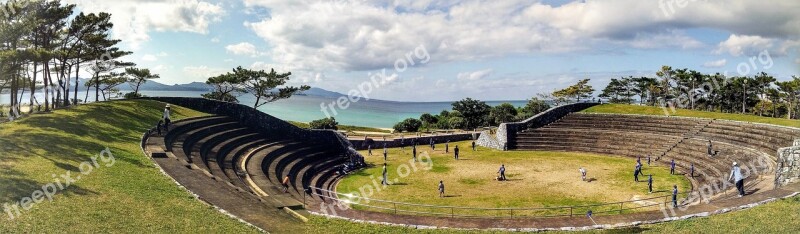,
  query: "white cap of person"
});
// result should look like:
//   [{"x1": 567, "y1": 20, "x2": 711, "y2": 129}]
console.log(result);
[
  {"x1": 733, "y1": 162, "x2": 737, "y2": 166},
  {"x1": 166, "y1": 104, "x2": 171, "y2": 108}
]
